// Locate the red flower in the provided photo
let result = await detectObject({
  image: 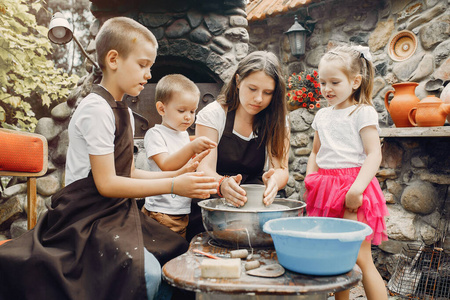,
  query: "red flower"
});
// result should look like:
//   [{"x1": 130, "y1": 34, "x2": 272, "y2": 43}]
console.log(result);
[{"x1": 286, "y1": 69, "x2": 322, "y2": 110}]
